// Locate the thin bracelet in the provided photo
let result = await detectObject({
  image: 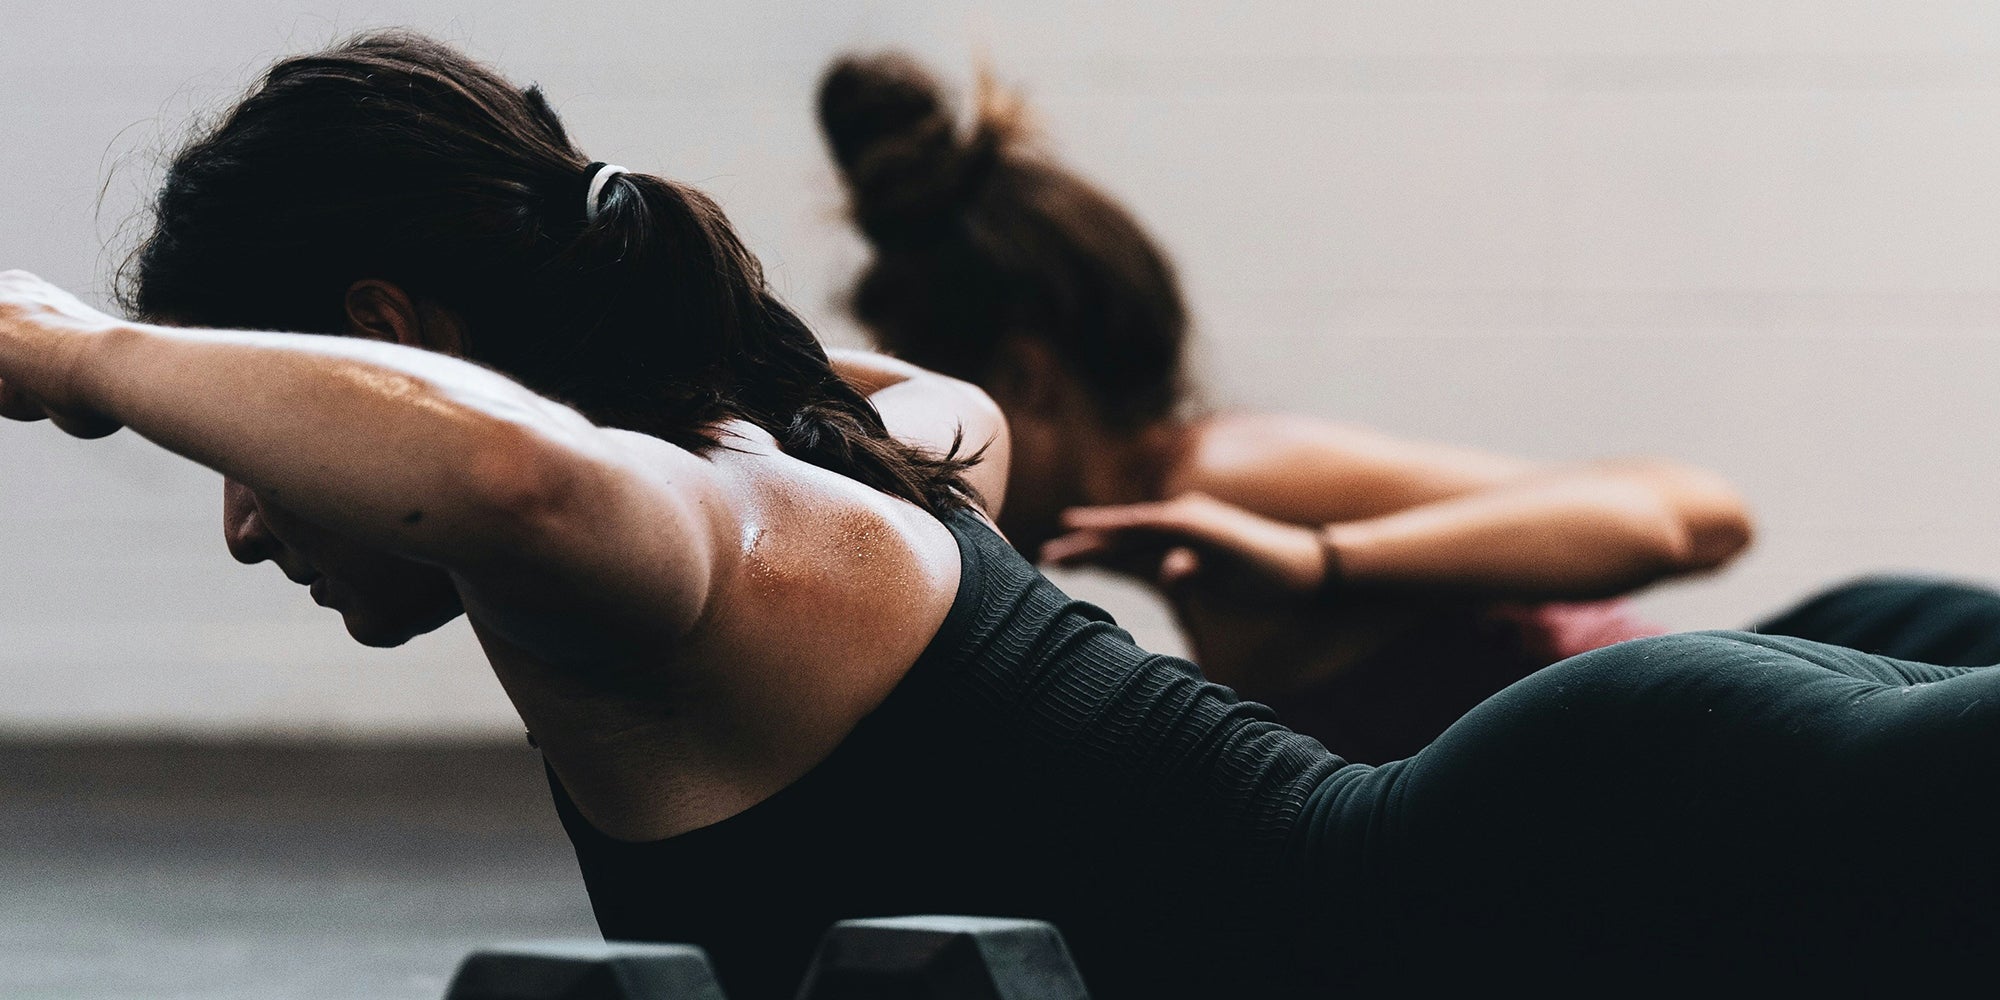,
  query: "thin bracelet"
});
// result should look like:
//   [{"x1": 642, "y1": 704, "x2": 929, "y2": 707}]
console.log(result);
[{"x1": 1314, "y1": 524, "x2": 1344, "y2": 596}]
